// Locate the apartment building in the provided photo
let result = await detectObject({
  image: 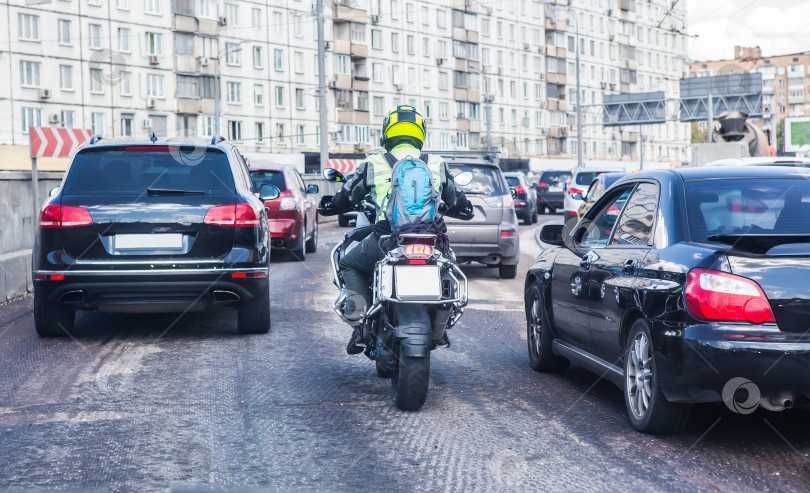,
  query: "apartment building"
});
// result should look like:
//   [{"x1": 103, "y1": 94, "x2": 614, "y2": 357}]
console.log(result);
[
  {"x1": 0, "y1": 0, "x2": 690, "y2": 164},
  {"x1": 689, "y1": 45, "x2": 809, "y2": 143}
]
